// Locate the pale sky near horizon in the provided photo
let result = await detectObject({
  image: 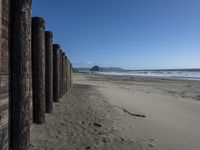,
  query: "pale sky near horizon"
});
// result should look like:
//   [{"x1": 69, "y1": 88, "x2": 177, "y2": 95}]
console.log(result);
[{"x1": 33, "y1": 0, "x2": 200, "y2": 69}]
